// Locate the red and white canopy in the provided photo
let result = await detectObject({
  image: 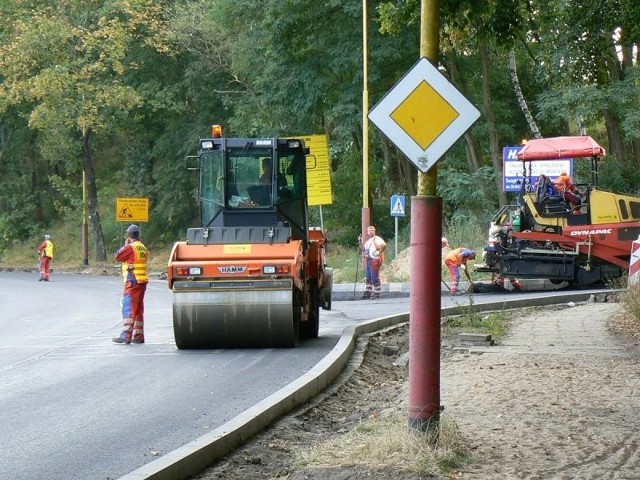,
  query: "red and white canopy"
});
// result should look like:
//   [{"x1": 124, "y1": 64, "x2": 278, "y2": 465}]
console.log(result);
[{"x1": 517, "y1": 136, "x2": 606, "y2": 161}]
